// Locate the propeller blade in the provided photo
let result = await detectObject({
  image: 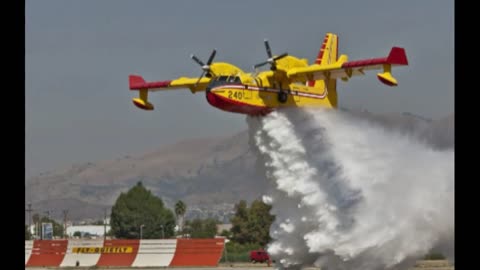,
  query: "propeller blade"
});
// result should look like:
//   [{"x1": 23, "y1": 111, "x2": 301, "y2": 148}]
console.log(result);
[
  {"x1": 254, "y1": 61, "x2": 269, "y2": 69},
  {"x1": 264, "y1": 39, "x2": 272, "y2": 58},
  {"x1": 274, "y1": 52, "x2": 288, "y2": 61},
  {"x1": 191, "y1": 54, "x2": 205, "y2": 67},
  {"x1": 194, "y1": 71, "x2": 206, "y2": 88},
  {"x1": 207, "y1": 49, "x2": 217, "y2": 65}
]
